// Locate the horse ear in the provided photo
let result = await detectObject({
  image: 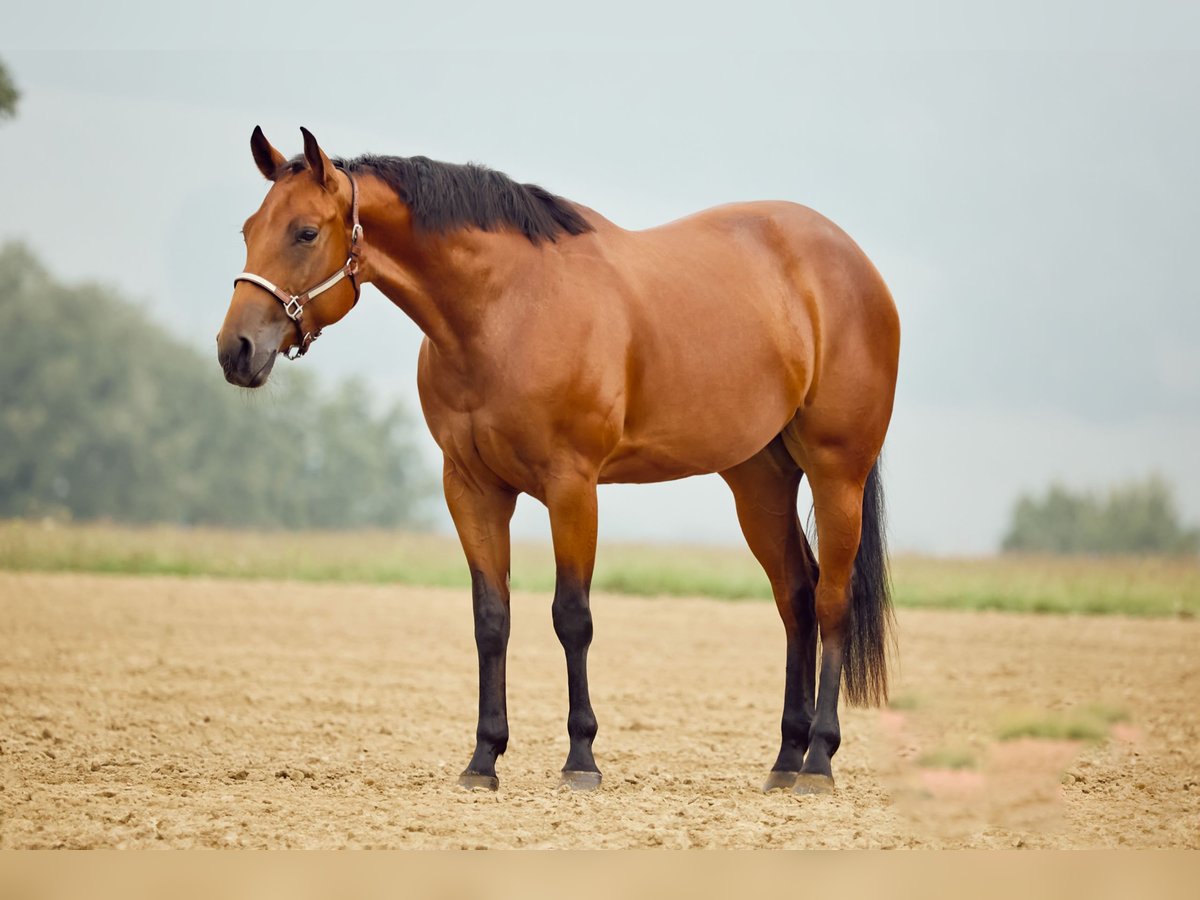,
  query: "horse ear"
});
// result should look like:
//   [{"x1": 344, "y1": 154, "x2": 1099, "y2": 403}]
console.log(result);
[
  {"x1": 300, "y1": 126, "x2": 336, "y2": 191},
  {"x1": 250, "y1": 126, "x2": 286, "y2": 181}
]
